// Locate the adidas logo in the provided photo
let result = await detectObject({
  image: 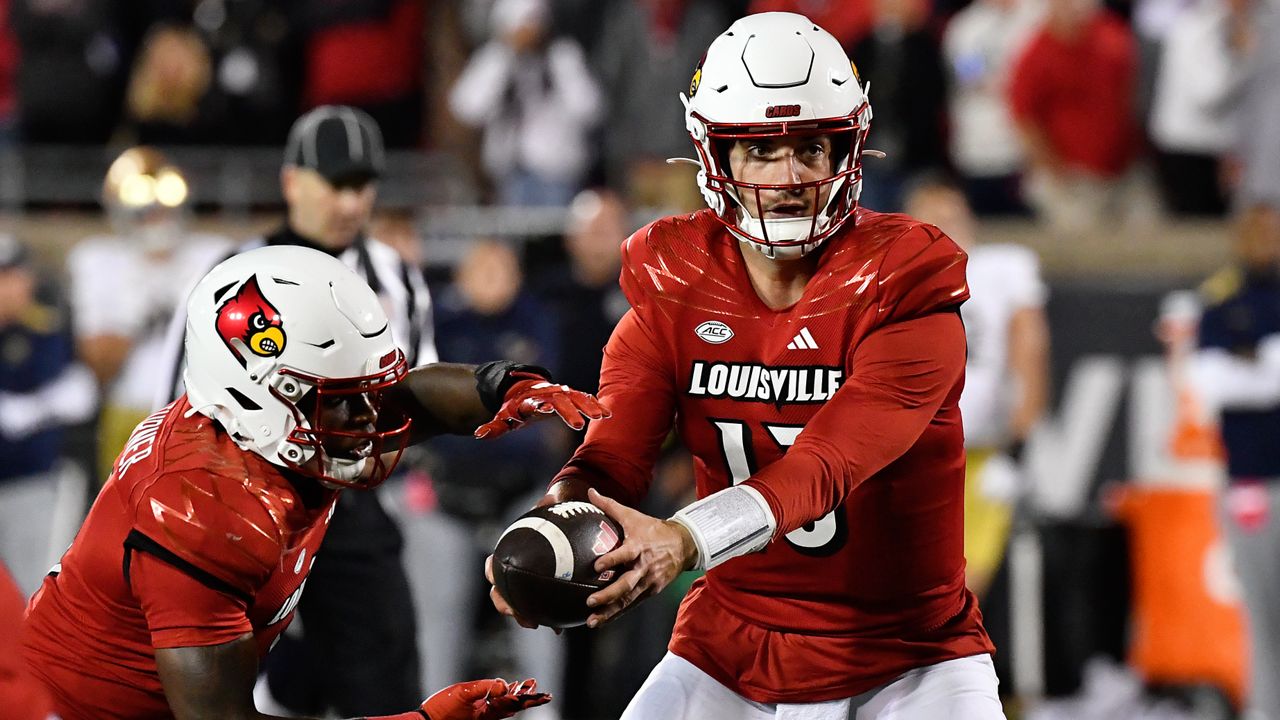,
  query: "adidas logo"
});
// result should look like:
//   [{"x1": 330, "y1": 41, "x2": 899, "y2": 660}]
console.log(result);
[{"x1": 787, "y1": 327, "x2": 819, "y2": 350}]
